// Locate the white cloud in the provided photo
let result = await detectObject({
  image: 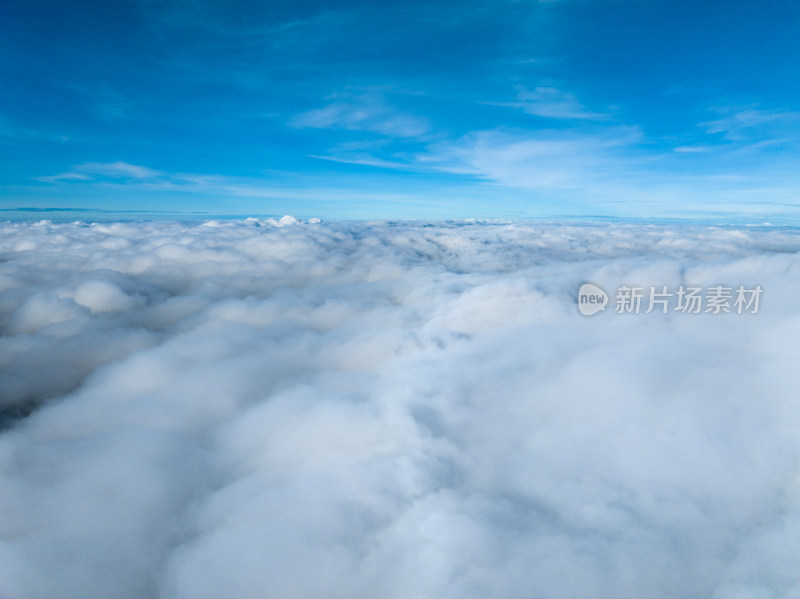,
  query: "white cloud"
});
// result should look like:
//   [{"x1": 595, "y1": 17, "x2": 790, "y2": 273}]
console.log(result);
[
  {"x1": 309, "y1": 153, "x2": 415, "y2": 169},
  {"x1": 33, "y1": 162, "x2": 433, "y2": 207},
  {"x1": 39, "y1": 161, "x2": 164, "y2": 183},
  {"x1": 673, "y1": 145, "x2": 713, "y2": 153},
  {"x1": 1, "y1": 219, "x2": 800, "y2": 598},
  {"x1": 701, "y1": 107, "x2": 800, "y2": 141},
  {"x1": 291, "y1": 93, "x2": 430, "y2": 138},
  {"x1": 79, "y1": 161, "x2": 164, "y2": 179},
  {"x1": 418, "y1": 127, "x2": 642, "y2": 189},
  {"x1": 496, "y1": 85, "x2": 608, "y2": 120}
]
